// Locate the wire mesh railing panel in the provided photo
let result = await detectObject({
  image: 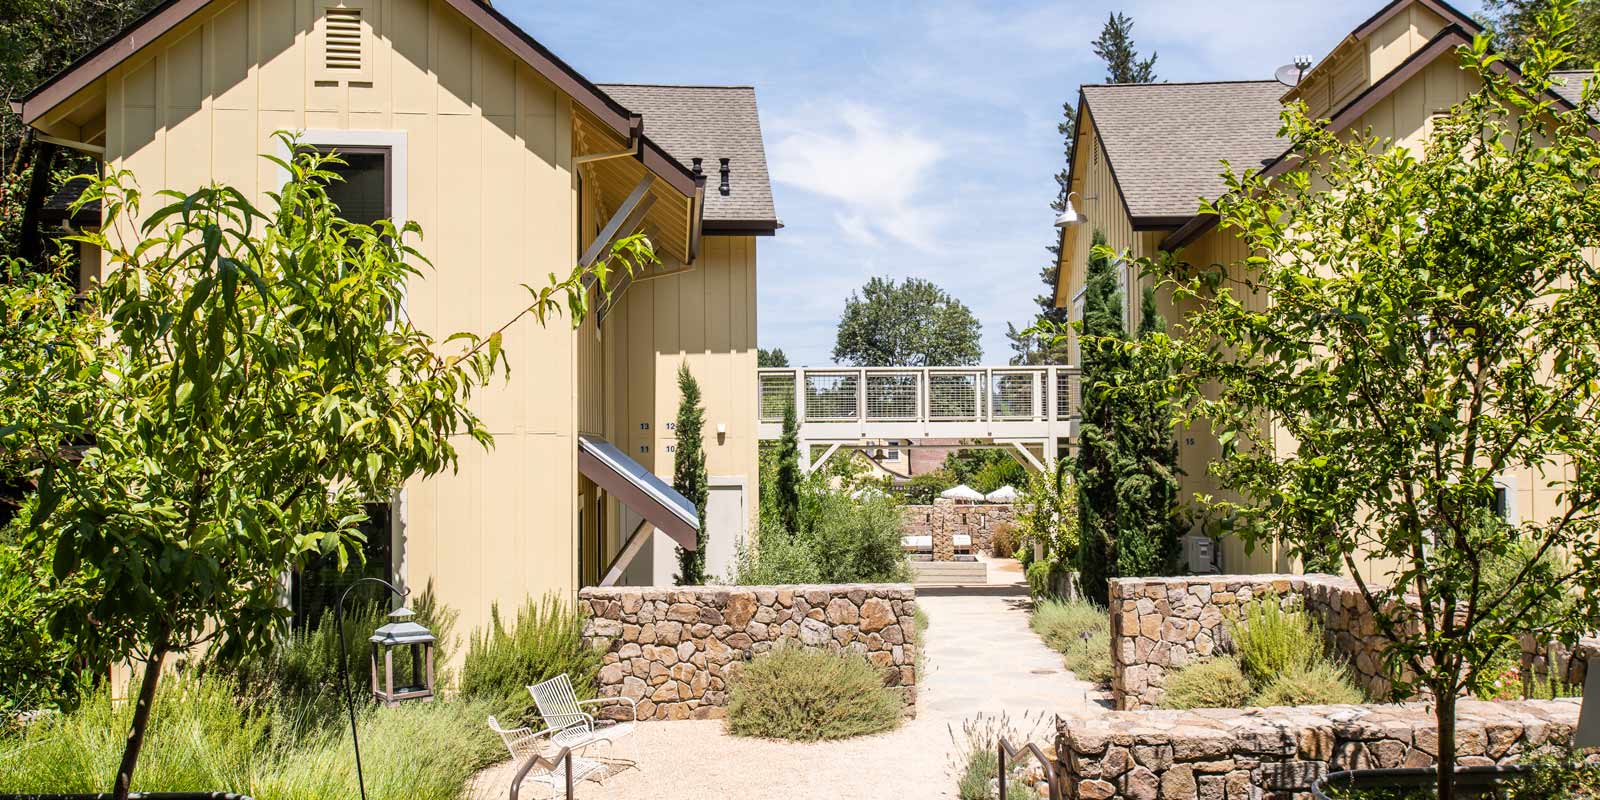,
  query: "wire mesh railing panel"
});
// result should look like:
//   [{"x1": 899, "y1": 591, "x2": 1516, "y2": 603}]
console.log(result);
[
  {"x1": 990, "y1": 371, "x2": 1037, "y2": 420},
  {"x1": 1056, "y1": 368, "x2": 1081, "y2": 418},
  {"x1": 865, "y1": 372, "x2": 920, "y2": 421},
  {"x1": 758, "y1": 372, "x2": 796, "y2": 422},
  {"x1": 805, "y1": 372, "x2": 860, "y2": 421},
  {"x1": 928, "y1": 371, "x2": 982, "y2": 421}
]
